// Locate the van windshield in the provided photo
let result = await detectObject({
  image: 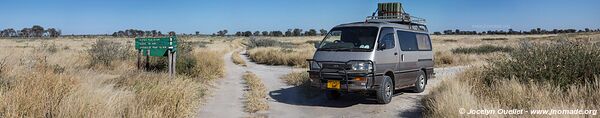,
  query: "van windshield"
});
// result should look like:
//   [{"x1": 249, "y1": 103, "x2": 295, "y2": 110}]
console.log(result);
[{"x1": 317, "y1": 27, "x2": 378, "y2": 52}]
